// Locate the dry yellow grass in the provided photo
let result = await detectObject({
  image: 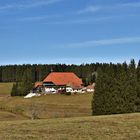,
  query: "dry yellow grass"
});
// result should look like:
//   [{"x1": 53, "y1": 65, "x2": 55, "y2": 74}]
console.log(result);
[
  {"x1": 0, "y1": 82, "x2": 92, "y2": 119},
  {"x1": 0, "y1": 94, "x2": 93, "y2": 119},
  {"x1": 0, "y1": 113, "x2": 140, "y2": 140},
  {"x1": 0, "y1": 111, "x2": 27, "y2": 121},
  {"x1": 0, "y1": 82, "x2": 13, "y2": 96},
  {"x1": 0, "y1": 83, "x2": 140, "y2": 139}
]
